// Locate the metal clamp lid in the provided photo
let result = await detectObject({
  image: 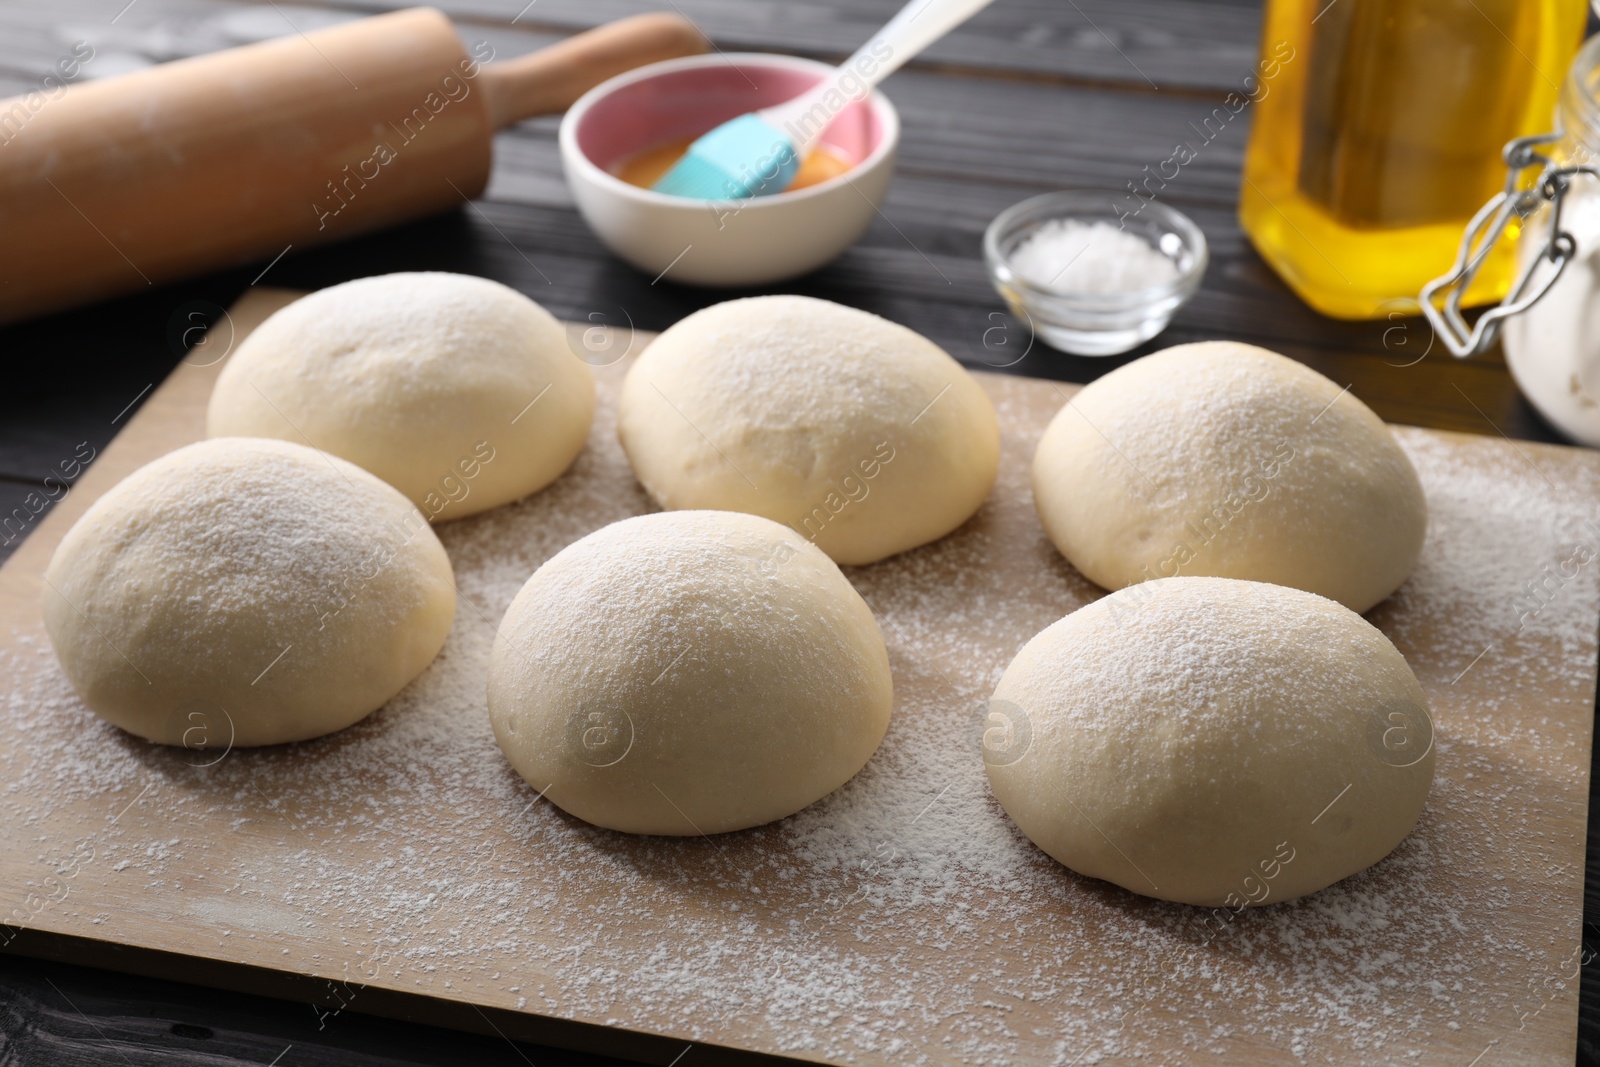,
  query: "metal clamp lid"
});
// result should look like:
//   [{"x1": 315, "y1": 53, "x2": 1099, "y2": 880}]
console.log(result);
[{"x1": 1420, "y1": 133, "x2": 1599, "y2": 358}]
